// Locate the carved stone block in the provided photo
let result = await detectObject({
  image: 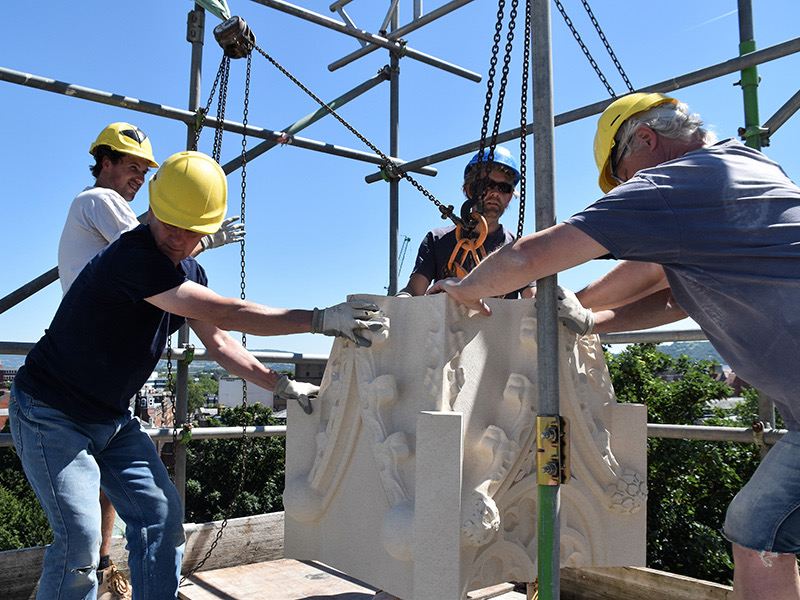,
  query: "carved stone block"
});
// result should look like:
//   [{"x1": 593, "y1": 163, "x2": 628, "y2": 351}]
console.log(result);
[{"x1": 285, "y1": 294, "x2": 646, "y2": 600}]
